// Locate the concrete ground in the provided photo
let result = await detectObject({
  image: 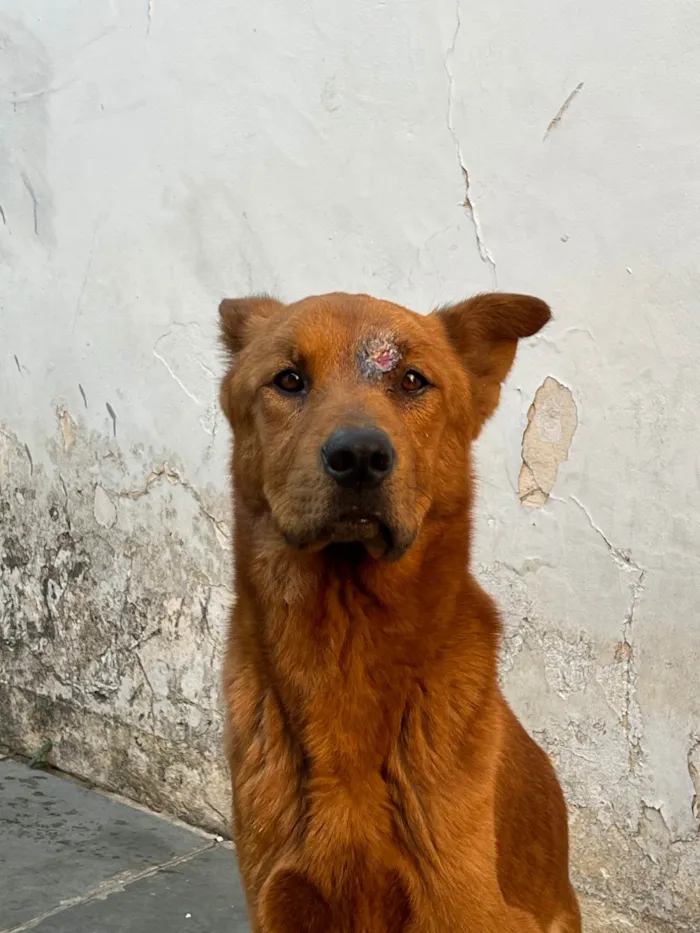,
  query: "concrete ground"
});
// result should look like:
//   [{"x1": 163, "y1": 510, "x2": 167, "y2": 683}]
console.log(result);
[{"x1": 0, "y1": 756, "x2": 670, "y2": 933}]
